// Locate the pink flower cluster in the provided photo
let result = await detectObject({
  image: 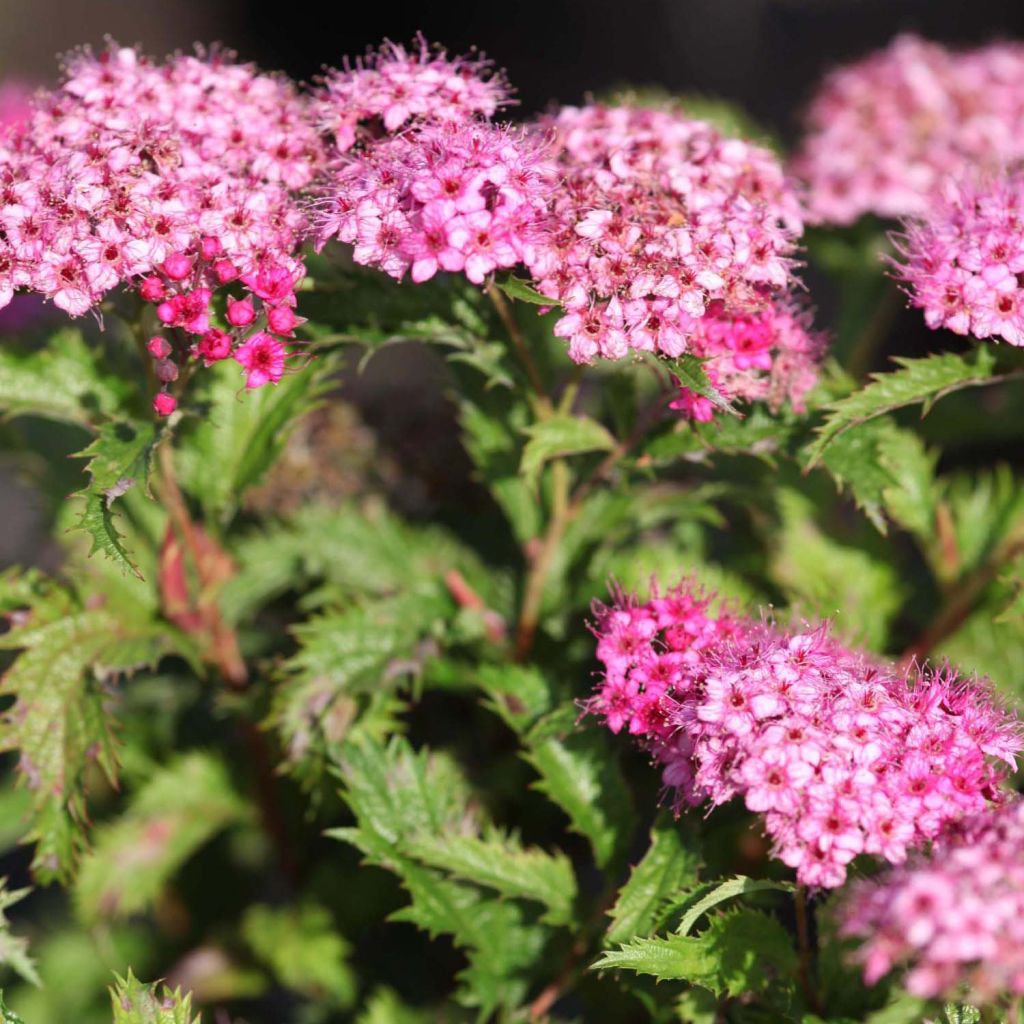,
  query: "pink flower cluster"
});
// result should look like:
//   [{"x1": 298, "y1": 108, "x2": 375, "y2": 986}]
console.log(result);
[
  {"x1": 524, "y1": 104, "x2": 804, "y2": 364},
  {"x1": 0, "y1": 43, "x2": 324, "y2": 408},
  {"x1": 315, "y1": 36, "x2": 511, "y2": 153},
  {"x1": 589, "y1": 581, "x2": 1021, "y2": 888},
  {"x1": 896, "y1": 172, "x2": 1024, "y2": 346},
  {"x1": 669, "y1": 299, "x2": 823, "y2": 422},
  {"x1": 793, "y1": 35, "x2": 1024, "y2": 225},
  {"x1": 842, "y1": 798, "x2": 1024, "y2": 1001},
  {"x1": 313, "y1": 120, "x2": 552, "y2": 285}
]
